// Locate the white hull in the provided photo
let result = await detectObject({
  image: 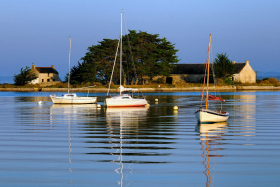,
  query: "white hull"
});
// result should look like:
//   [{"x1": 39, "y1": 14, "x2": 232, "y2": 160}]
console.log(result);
[
  {"x1": 106, "y1": 96, "x2": 148, "y2": 107},
  {"x1": 51, "y1": 96, "x2": 97, "y2": 104},
  {"x1": 195, "y1": 109, "x2": 229, "y2": 123}
]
